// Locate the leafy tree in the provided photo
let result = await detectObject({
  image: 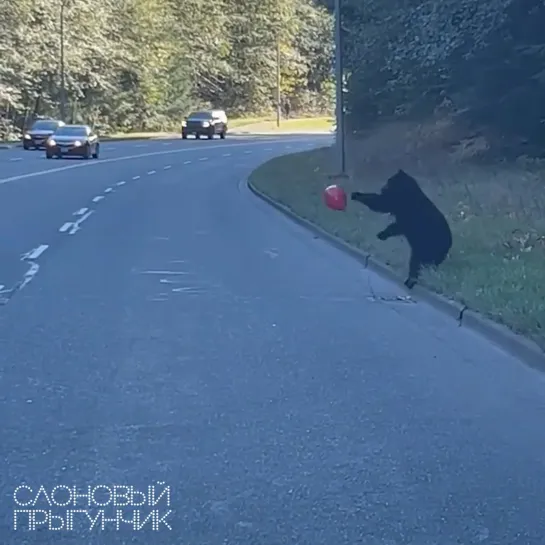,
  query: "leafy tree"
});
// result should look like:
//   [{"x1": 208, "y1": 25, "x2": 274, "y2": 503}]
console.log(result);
[{"x1": 0, "y1": 0, "x2": 334, "y2": 134}]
